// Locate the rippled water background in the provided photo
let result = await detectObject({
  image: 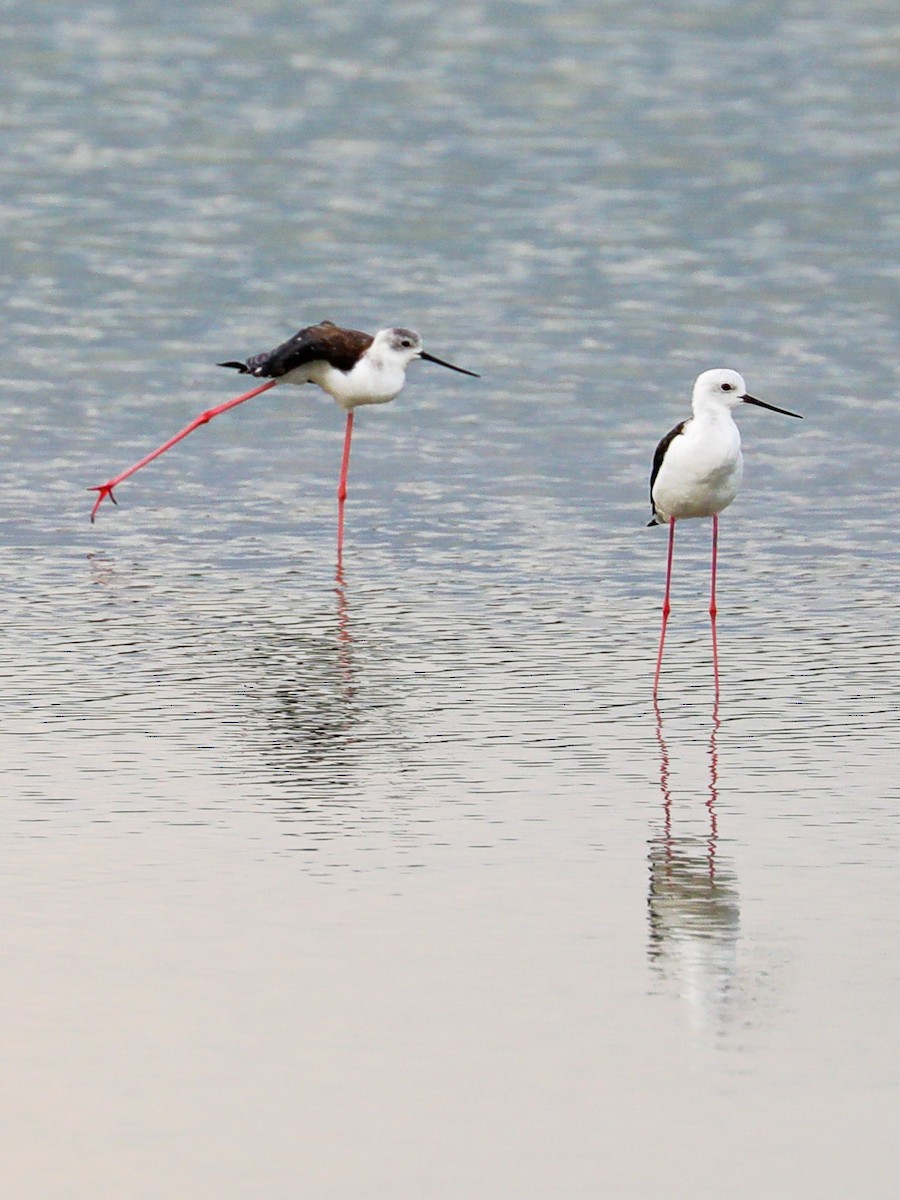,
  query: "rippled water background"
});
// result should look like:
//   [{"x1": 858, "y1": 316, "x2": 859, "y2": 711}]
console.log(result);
[{"x1": 2, "y1": 1, "x2": 898, "y2": 1195}]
